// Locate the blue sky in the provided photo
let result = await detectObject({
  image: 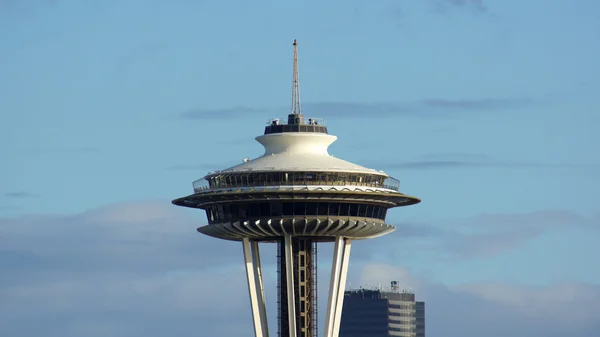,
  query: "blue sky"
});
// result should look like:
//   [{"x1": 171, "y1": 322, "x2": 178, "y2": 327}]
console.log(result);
[{"x1": 1, "y1": 0, "x2": 599, "y2": 336}]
